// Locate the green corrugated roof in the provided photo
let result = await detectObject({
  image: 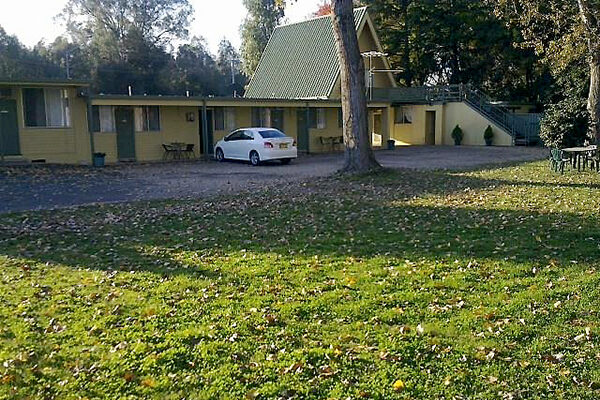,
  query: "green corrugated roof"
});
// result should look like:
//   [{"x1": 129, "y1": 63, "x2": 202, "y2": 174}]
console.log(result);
[{"x1": 244, "y1": 7, "x2": 368, "y2": 100}]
